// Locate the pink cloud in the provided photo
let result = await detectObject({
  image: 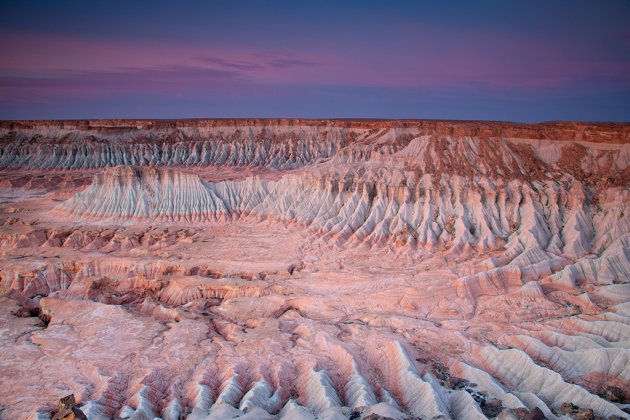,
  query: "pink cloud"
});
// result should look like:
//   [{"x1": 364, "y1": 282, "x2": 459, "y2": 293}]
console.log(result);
[
  {"x1": 1, "y1": 30, "x2": 629, "y2": 105},
  {"x1": 0, "y1": 35, "x2": 327, "y2": 78}
]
